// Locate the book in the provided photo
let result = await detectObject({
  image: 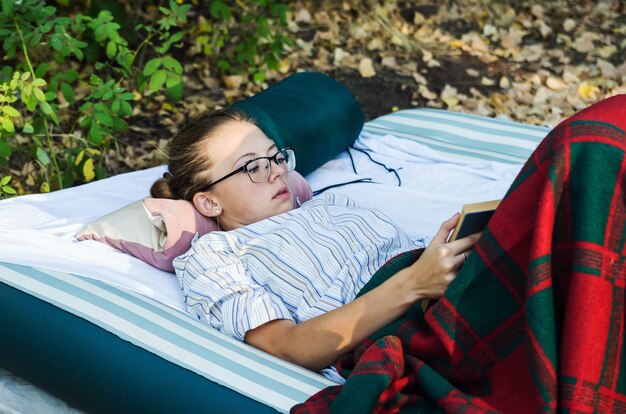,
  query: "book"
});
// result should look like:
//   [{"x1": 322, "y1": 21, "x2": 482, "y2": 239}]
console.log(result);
[
  {"x1": 421, "y1": 199, "x2": 501, "y2": 312},
  {"x1": 448, "y1": 199, "x2": 501, "y2": 242}
]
